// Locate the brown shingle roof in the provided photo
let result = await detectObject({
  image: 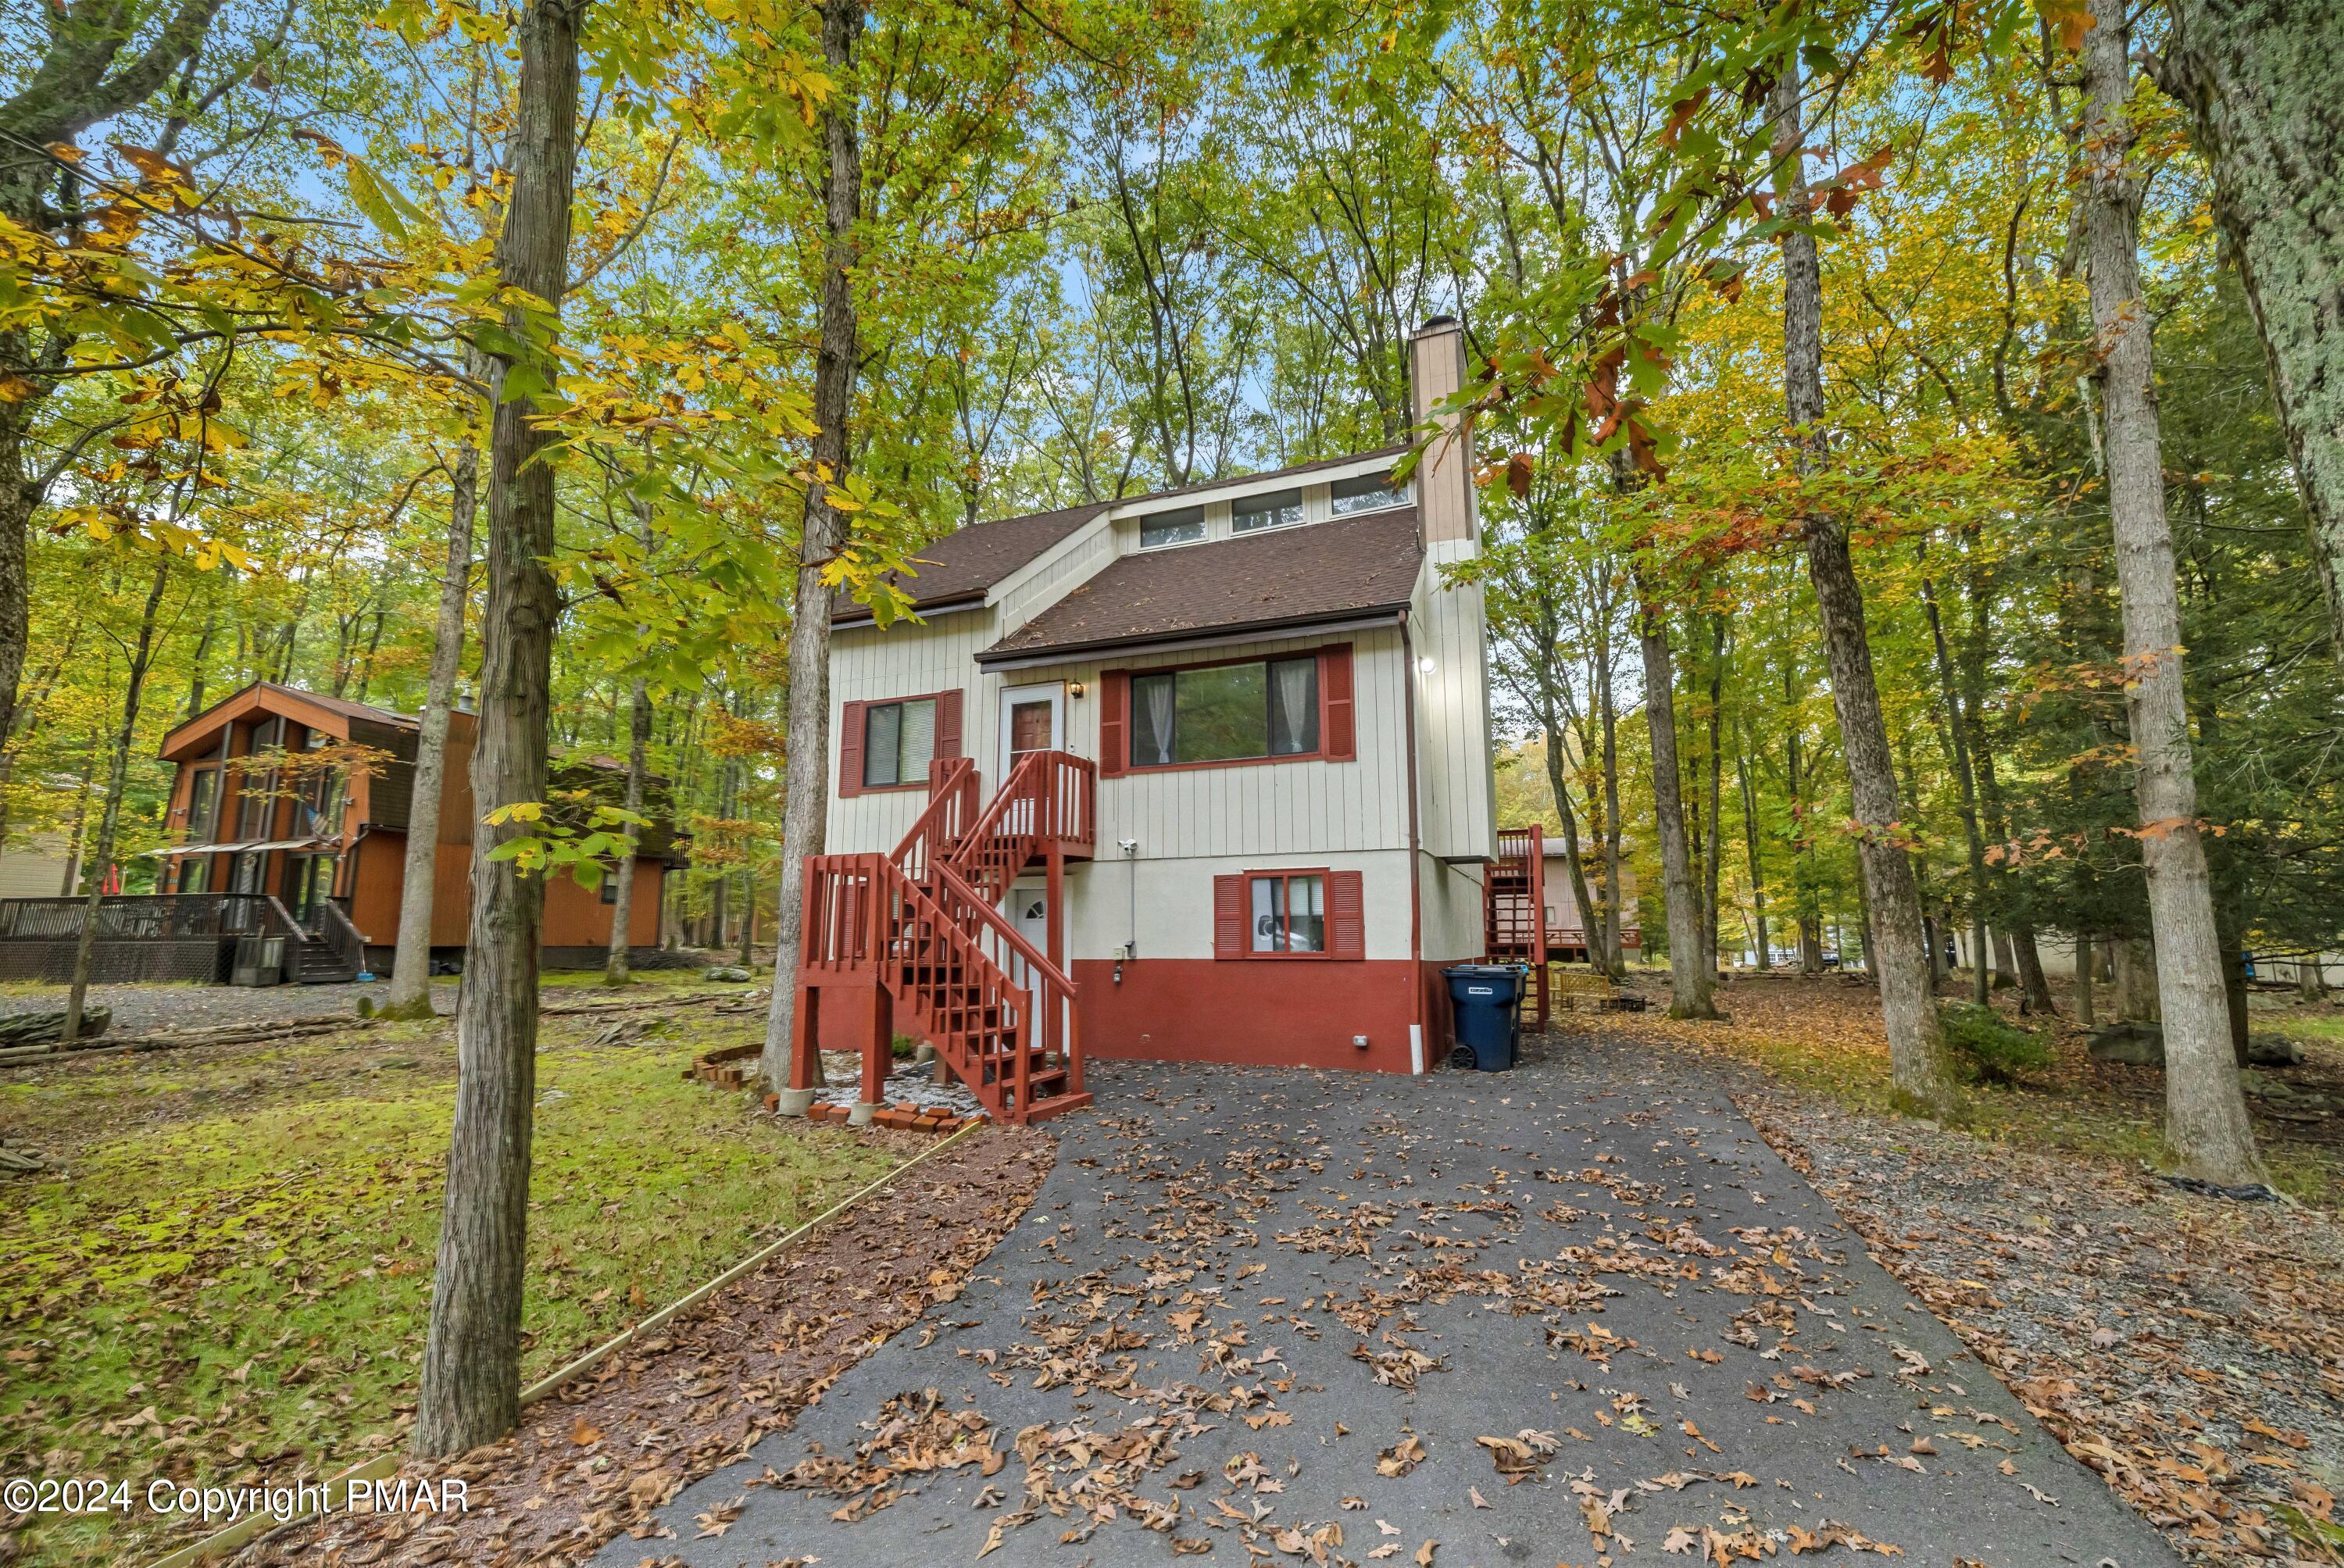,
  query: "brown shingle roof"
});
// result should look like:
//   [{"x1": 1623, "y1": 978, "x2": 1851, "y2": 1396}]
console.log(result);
[
  {"x1": 831, "y1": 448, "x2": 1410, "y2": 627},
  {"x1": 831, "y1": 503, "x2": 1103, "y2": 624},
  {"x1": 977, "y1": 506, "x2": 1423, "y2": 665}
]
